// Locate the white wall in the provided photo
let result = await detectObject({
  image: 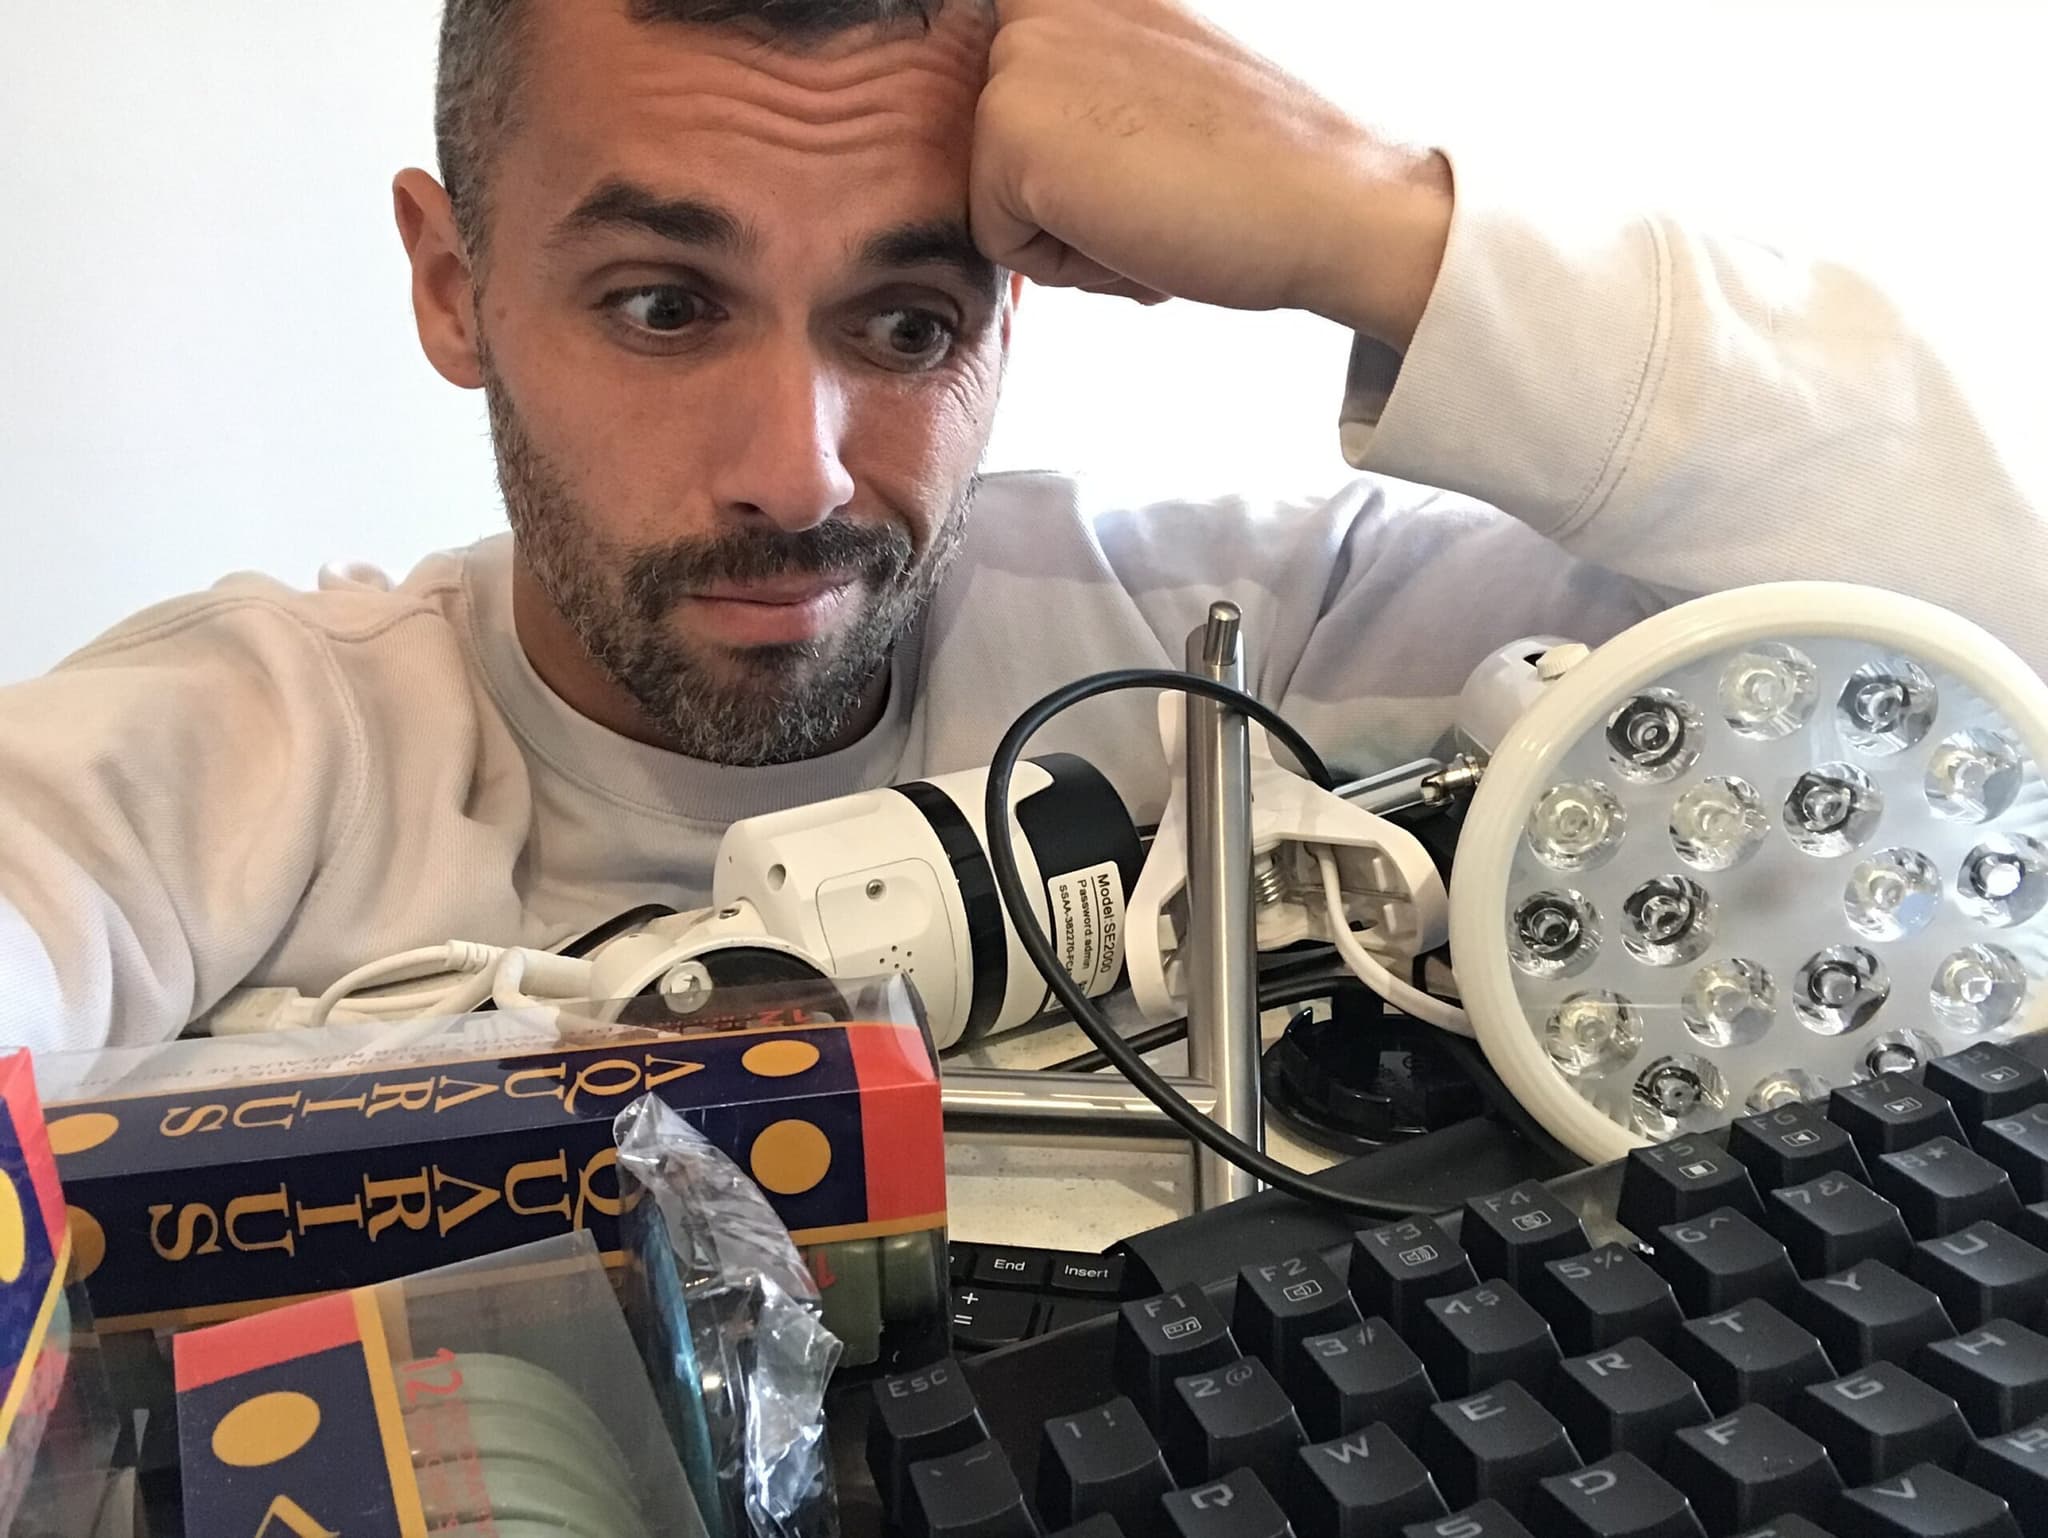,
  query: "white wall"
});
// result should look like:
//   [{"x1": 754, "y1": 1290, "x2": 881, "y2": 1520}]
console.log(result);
[{"x1": 2, "y1": 1, "x2": 2042, "y2": 681}]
